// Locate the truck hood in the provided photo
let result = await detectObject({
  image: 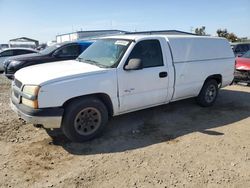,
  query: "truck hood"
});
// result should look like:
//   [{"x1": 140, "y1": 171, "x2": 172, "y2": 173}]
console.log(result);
[
  {"x1": 14, "y1": 60, "x2": 107, "y2": 85},
  {"x1": 236, "y1": 57, "x2": 250, "y2": 71}
]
